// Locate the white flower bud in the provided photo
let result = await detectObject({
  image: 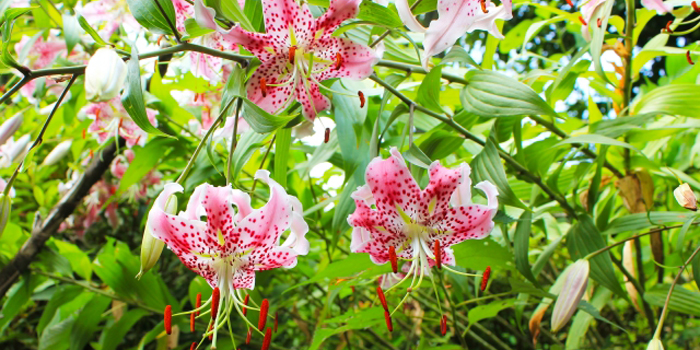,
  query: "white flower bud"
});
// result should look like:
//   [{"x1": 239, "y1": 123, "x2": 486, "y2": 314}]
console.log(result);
[
  {"x1": 0, "y1": 193, "x2": 11, "y2": 238},
  {"x1": 646, "y1": 338, "x2": 664, "y2": 350},
  {"x1": 0, "y1": 115, "x2": 22, "y2": 146},
  {"x1": 0, "y1": 134, "x2": 31, "y2": 168},
  {"x1": 85, "y1": 47, "x2": 127, "y2": 102},
  {"x1": 42, "y1": 140, "x2": 73, "y2": 166},
  {"x1": 674, "y1": 183, "x2": 697, "y2": 211},
  {"x1": 137, "y1": 194, "x2": 177, "y2": 279},
  {"x1": 550, "y1": 259, "x2": 589, "y2": 332}
]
